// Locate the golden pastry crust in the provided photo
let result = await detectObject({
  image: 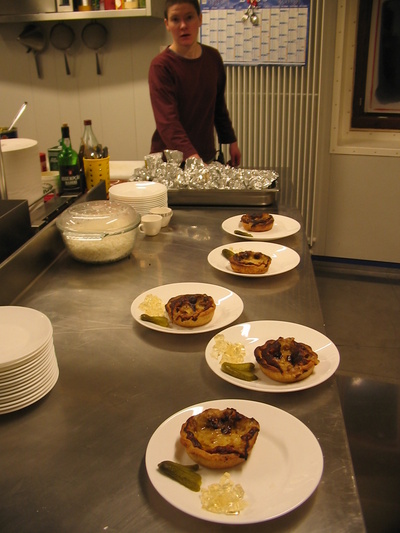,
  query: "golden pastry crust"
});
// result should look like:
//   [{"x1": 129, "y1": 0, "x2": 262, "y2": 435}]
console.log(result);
[
  {"x1": 254, "y1": 336, "x2": 319, "y2": 383},
  {"x1": 180, "y1": 407, "x2": 260, "y2": 469},
  {"x1": 165, "y1": 294, "x2": 216, "y2": 328},
  {"x1": 241, "y1": 213, "x2": 274, "y2": 232},
  {"x1": 229, "y1": 250, "x2": 272, "y2": 274}
]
